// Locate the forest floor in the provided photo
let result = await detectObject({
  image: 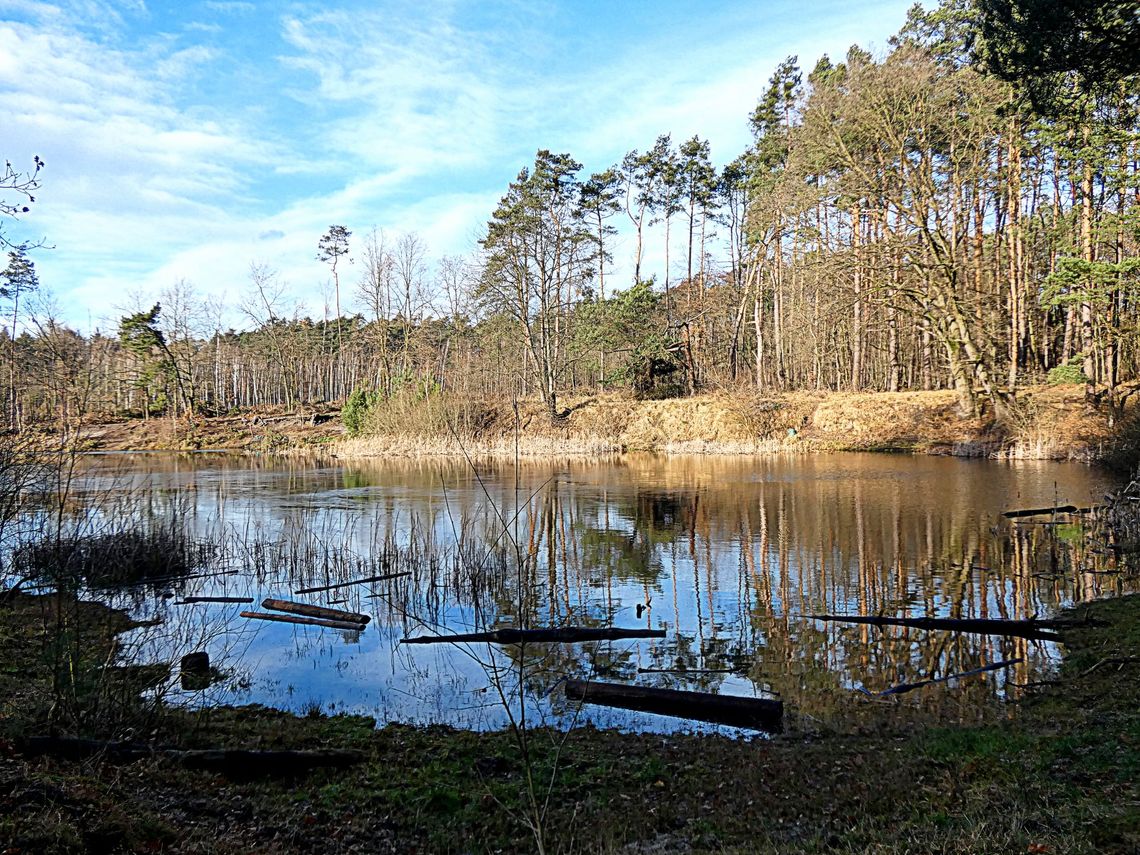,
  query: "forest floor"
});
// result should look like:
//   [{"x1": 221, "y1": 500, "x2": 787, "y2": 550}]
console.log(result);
[
  {"x1": 73, "y1": 384, "x2": 1136, "y2": 464},
  {"x1": 1, "y1": 590, "x2": 1138, "y2": 854}
]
